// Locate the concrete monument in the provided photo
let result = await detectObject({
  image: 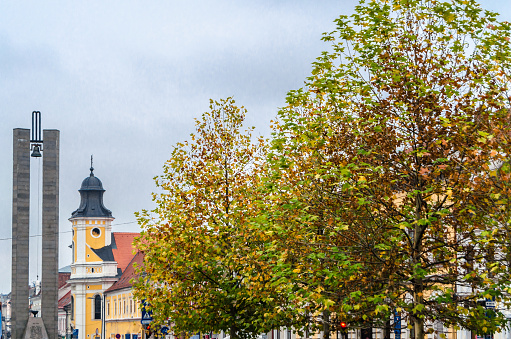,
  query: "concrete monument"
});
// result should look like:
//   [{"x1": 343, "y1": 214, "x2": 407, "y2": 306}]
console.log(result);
[
  {"x1": 11, "y1": 112, "x2": 59, "y2": 339},
  {"x1": 23, "y1": 318, "x2": 49, "y2": 339}
]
